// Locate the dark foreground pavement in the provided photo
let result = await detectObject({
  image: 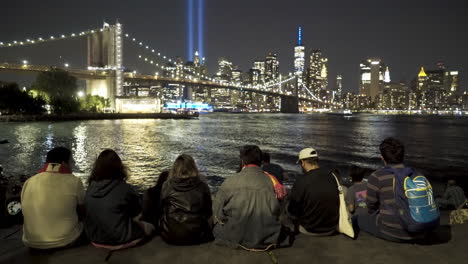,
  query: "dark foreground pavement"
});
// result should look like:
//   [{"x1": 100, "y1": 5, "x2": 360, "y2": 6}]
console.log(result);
[{"x1": 1, "y1": 215, "x2": 466, "y2": 264}]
